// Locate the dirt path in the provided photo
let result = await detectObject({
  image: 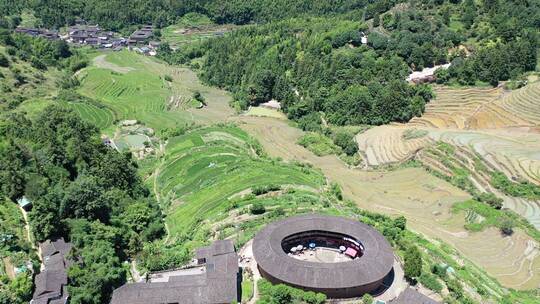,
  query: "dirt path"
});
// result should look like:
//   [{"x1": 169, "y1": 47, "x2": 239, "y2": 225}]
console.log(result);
[
  {"x1": 238, "y1": 240, "x2": 261, "y2": 304},
  {"x1": 234, "y1": 115, "x2": 540, "y2": 290}
]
